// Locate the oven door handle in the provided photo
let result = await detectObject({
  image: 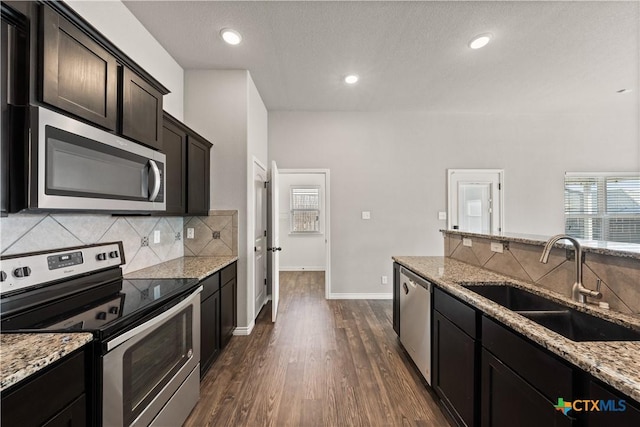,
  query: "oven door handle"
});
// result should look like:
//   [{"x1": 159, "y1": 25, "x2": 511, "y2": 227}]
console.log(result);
[{"x1": 106, "y1": 285, "x2": 203, "y2": 352}]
